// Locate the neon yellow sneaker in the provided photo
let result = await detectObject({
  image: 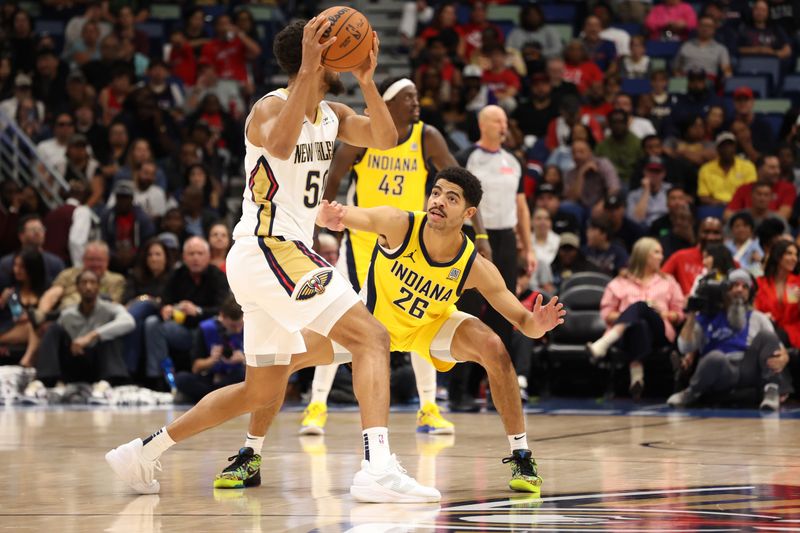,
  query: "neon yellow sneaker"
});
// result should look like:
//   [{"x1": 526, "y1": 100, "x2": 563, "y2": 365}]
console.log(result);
[
  {"x1": 299, "y1": 401, "x2": 327, "y2": 435},
  {"x1": 213, "y1": 447, "x2": 261, "y2": 489},
  {"x1": 503, "y1": 449, "x2": 542, "y2": 494},
  {"x1": 416, "y1": 401, "x2": 455, "y2": 434}
]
